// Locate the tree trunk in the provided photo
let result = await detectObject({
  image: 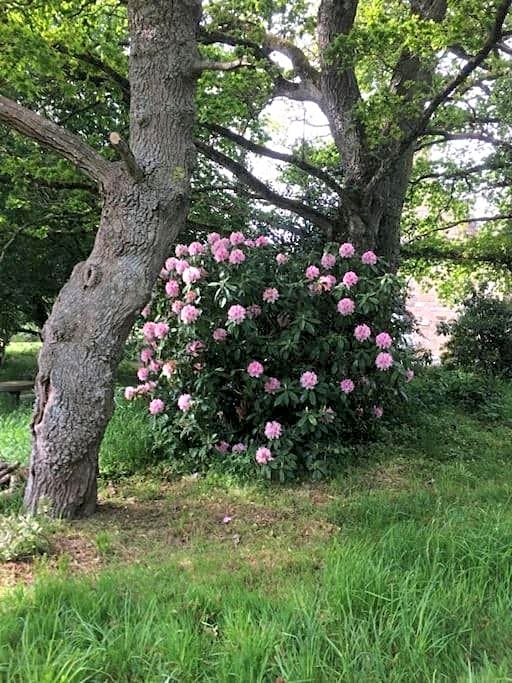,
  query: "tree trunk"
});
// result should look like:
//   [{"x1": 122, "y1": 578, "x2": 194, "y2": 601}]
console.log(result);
[
  {"x1": 332, "y1": 148, "x2": 414, "y2": 267},
  {"x1": 24, "y1": 0, "x2": 201, "y2": 518}
]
